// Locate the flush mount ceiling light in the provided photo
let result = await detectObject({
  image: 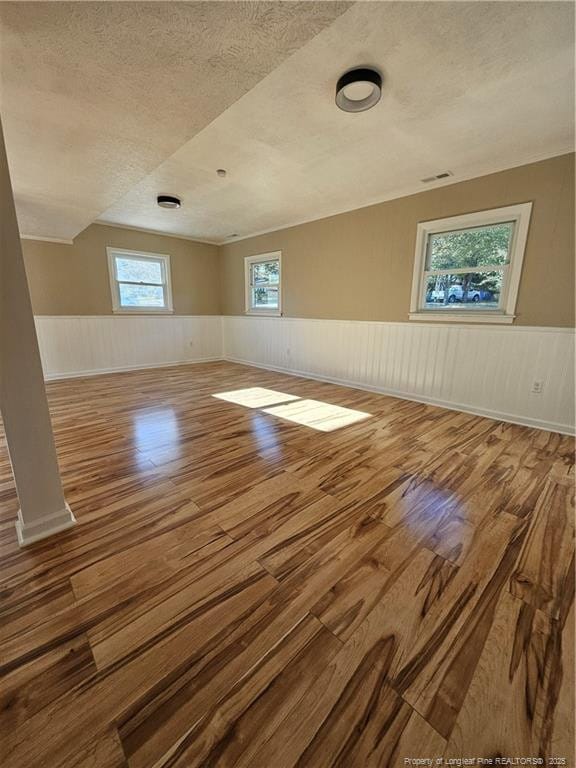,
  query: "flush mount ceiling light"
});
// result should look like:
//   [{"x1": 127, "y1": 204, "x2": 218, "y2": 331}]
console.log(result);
[
  {"x1": 157, "y1": 195, "x2": 181, "y2": 209},
  {"x1": 336, "y1": 67, "x2": 382, "y2": 113},
  {"x1": 217, "y1": 169, "x2": 227, "y2": 177}
]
